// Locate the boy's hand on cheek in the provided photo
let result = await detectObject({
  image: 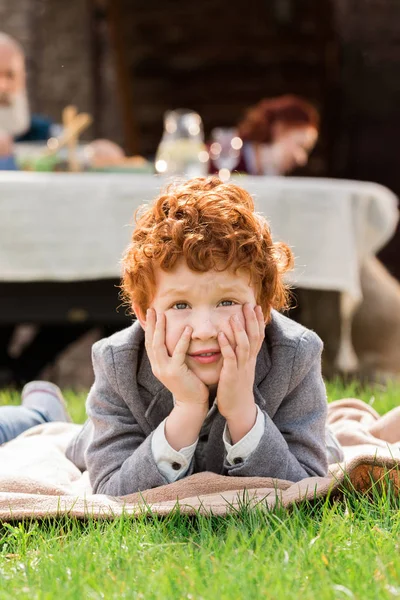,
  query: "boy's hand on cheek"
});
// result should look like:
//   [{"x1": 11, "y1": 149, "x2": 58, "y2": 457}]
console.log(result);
[
  {"x1": 145, "y1": 309, "x2": 209, "y2": 412},
  {"x1": 216, "y1": 304, "x2": 265, "y2": 443}
]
